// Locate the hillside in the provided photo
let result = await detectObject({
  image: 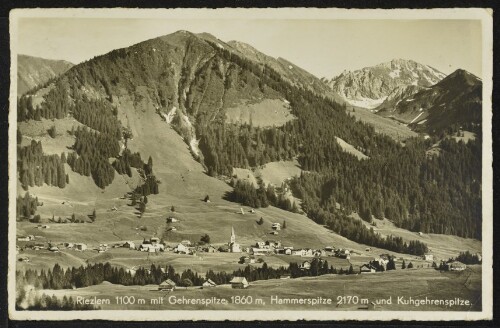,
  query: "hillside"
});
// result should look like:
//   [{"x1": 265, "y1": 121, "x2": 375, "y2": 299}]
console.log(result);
[
  {"x1": 327, "y1": 59, "x2": 446, "y2": 109},
  {"x1": 17, "y1": 54, "x2": 74, "y2": 96},
  {"x1": 16, "y1": 30, "x2": 483, "y2": 266},
  {"x1": 376, "y1": 69, "x2": 482, "y2": 134}
]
